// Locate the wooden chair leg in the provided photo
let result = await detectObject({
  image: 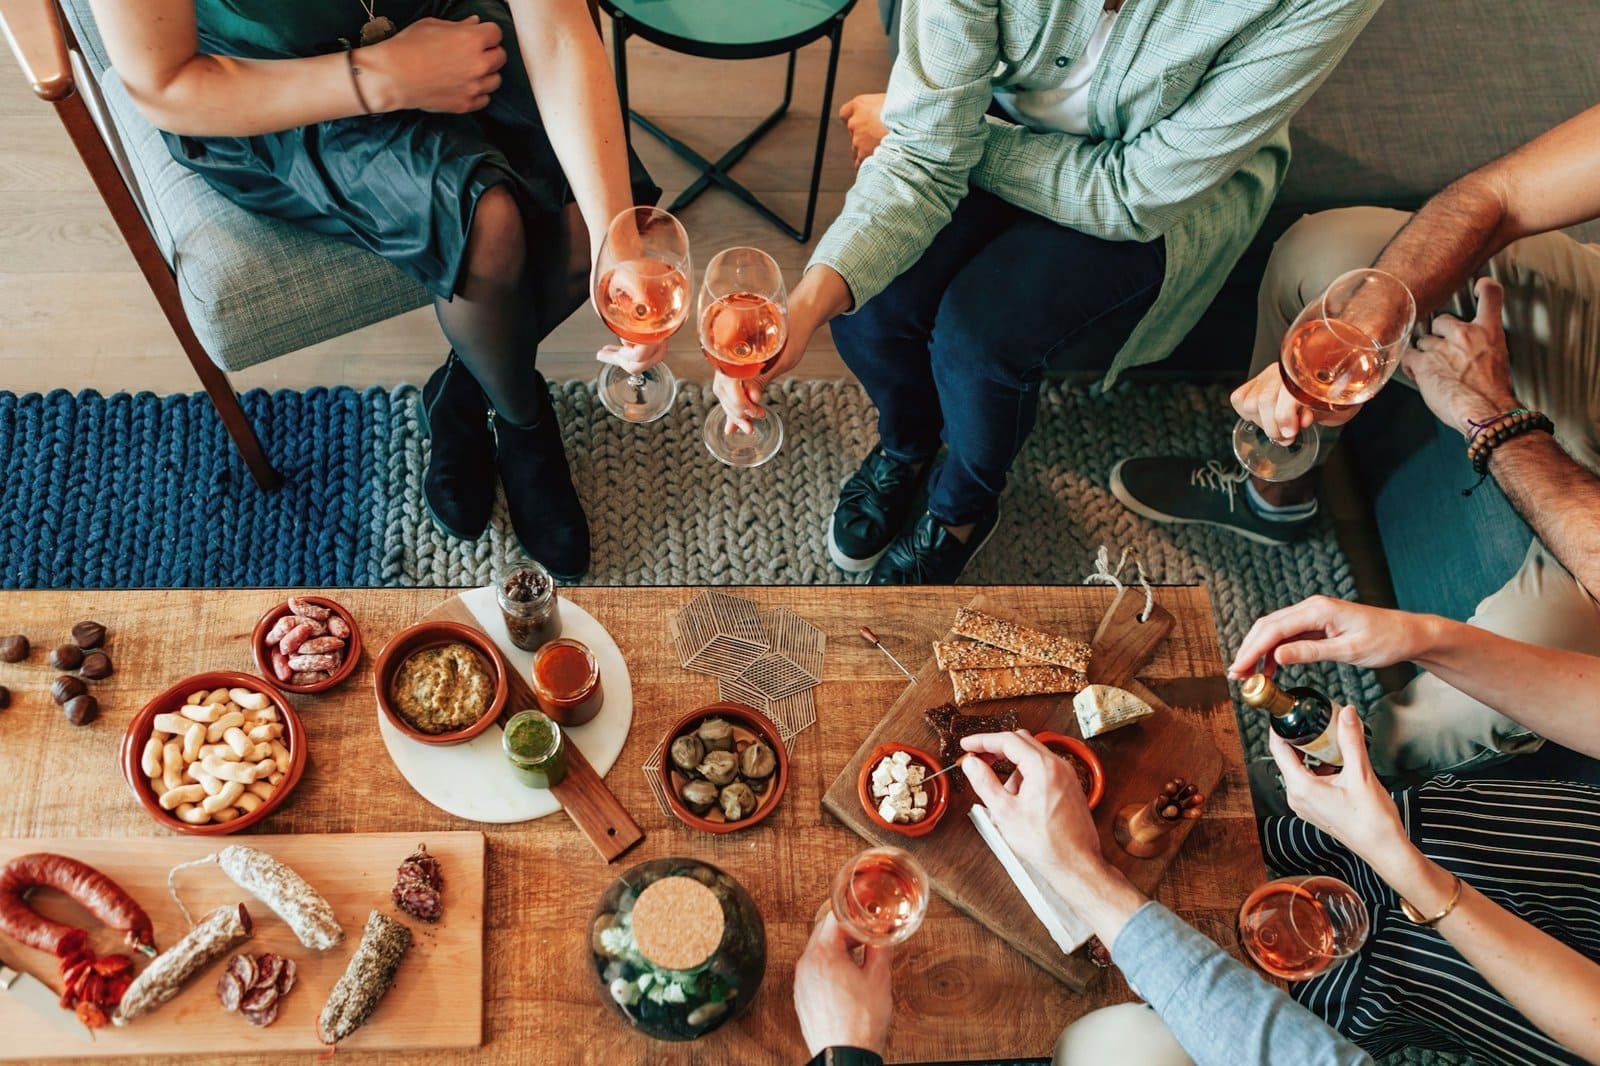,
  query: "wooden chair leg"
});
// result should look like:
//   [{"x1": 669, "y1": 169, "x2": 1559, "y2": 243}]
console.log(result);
[{"x1": 53, "y1": 91, "x2": 283, "y2": 491}]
